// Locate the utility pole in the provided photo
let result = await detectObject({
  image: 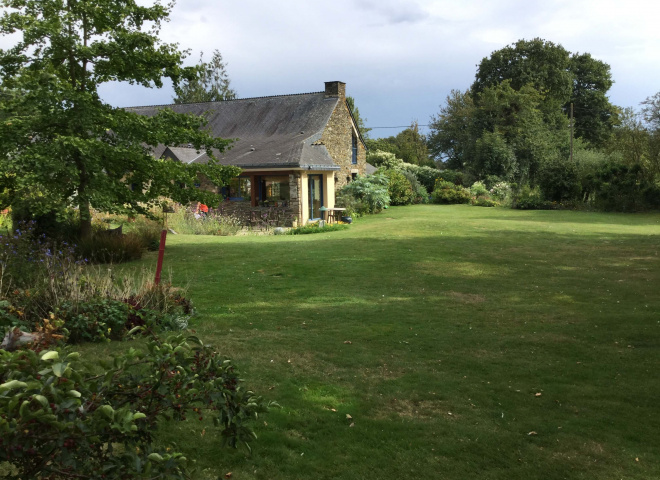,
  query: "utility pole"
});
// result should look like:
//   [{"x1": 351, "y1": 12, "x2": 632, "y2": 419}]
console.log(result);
[{"x1": 570, "y1": 102, "x2": 574, "y2": 162}]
